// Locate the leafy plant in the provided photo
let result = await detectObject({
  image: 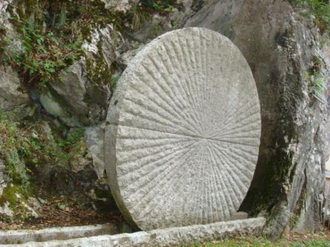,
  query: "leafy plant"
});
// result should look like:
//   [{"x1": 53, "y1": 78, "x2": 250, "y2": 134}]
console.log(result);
[
  {"x1": 311, "y1": 74, "x2": 326, "y2": 103},
  {"x1": 308, "y1": 55, "x2": 326, "y2": 103},
  {"x1": 139, "y1": 0, "x2": 179, "y2": 13},
  {"x1": 0, "y1": 109, "x2": 85, "y2": 189},
  {"x1": 57, "y1": 128, "x2": 84, "y2": 148},
  {"x1": 3, "y1": 17, "x2": 82, "y2": 87},
  {"x1": 289, "y1": 0, "x2": 330, "y2": 34},
  {"x1": 110, "y1": 76, "x2": 119, "y2": 93},
  {"x1": 0, "y1": 112, "x2": 30, "y2": 187}
]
